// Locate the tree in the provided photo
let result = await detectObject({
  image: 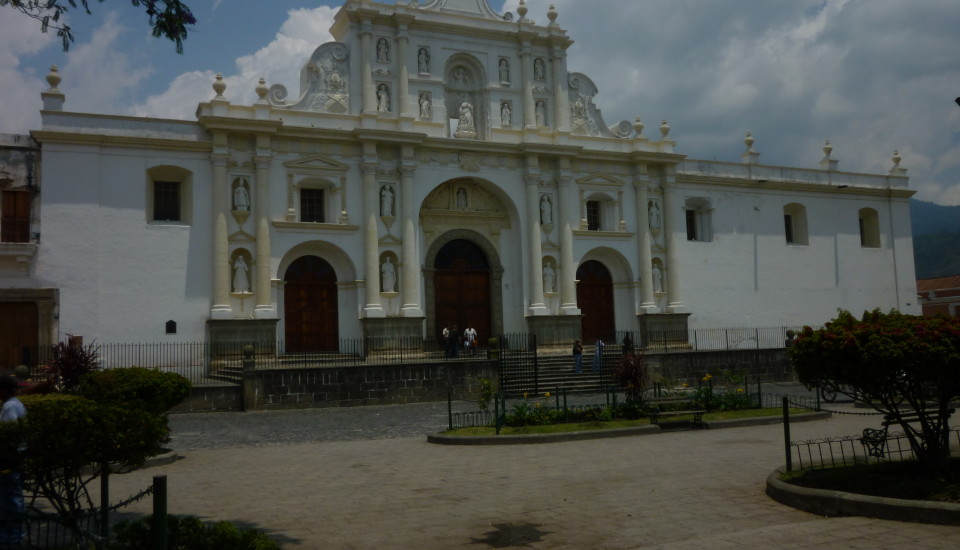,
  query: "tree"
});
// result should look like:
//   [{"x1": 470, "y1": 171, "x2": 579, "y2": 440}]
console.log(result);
[
  {"x1": 790, "y1": 309, "x2": 960, "y2": 477},
  {"x1": 612, "y1": 351, "x2": 649, "y2": 403},
  {"x1": 2, "y1": 0, "x2": 196, "y2": 53}
]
